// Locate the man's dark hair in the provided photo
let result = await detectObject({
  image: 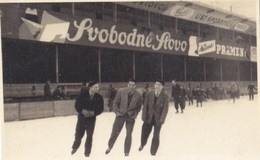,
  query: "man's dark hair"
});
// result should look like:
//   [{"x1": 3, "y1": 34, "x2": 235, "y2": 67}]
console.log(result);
[
  {"x1": 128, "y1": 78, "x2": 136, "y2": 83},
  {"x1": 88, "y1": 81, "x2": 98, "y2": 88},
  {"x1": 156, "y1": 80, "x2": 165, "y2": 86}
]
